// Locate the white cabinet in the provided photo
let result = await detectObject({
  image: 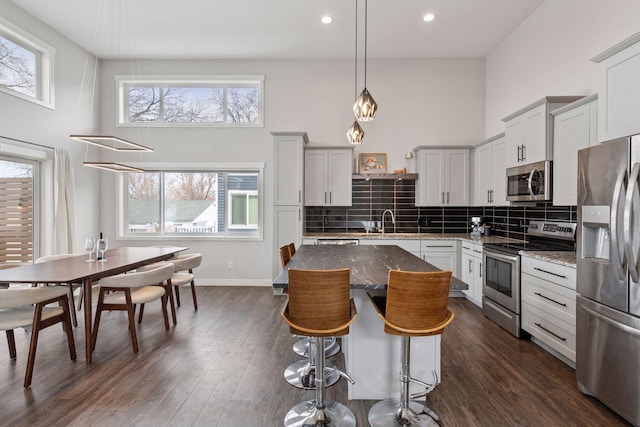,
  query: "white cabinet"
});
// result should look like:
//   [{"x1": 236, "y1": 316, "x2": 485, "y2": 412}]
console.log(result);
[
  {"x1": 460, "y1": 241, "x2": 482, "y2": 307},
  {"x1": 273, "y1": 132, "x2": 307, "y2": 205},
  {"x1": 521, "y1": 256, "x2": 577, "y2": 365},
  {"x1": 473, "y1": 133, "x2": 507, "y2": 206},
  {"x1": 415, "y1": 149, "x2": 469, "y2": 206},
  {"x1": 591, "y1": 32, "x2": 640, "y2": 142},
  {"x1": 304, "y1": 148, "x2": 353, "y2": 206},
  {"x1": 552, "y1": 95, "x2": 598, "y2": 206},
  {"x1": 421, "y1": 240, "x2": 458, "y2": 277},
  {"x1": 272, "y1": 132, "x2": 307, "y2": 276},
  {"x1": 502, "y1": 97, "x2": 584, "y2": 169}
]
